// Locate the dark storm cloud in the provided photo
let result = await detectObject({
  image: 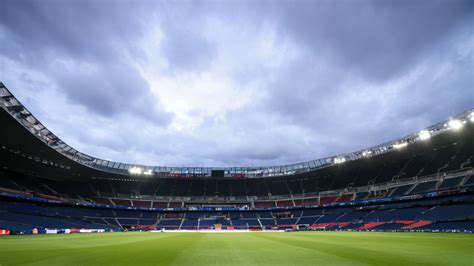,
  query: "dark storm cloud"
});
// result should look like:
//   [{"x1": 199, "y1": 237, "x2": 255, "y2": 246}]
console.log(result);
[
  {"x1": 0, "y1": 0, "x2": 172, "y2": 124},
  {"x1": 274, "y1": 0, "x2": 474, "y2": 82},
  {"x1": 250, "y1": 0, "x2": 474, "y2": 160},
  {"x1": 262, "y1": 0, "x2": 474, "y2": 109}
]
